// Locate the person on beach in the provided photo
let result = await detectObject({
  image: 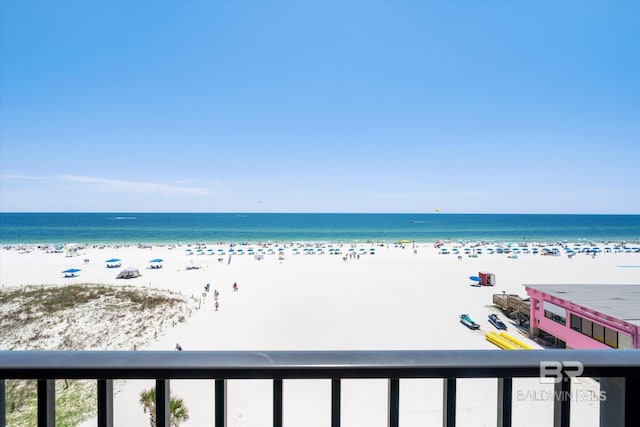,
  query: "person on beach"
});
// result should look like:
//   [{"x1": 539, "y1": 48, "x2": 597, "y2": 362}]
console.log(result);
[
  {"x1": 175, "y1": 343, "x2": 182, "y2": 351},
  {"x1": 233, "y1": 282, "x2": 238, "y2": 292},
  {"x1": 205, "y1": 283, "x2": 210, "y2": 292},
  {"x1": 214, "y1": 300, "x2": 219, "y2": 311},
  {"x1": 213, "y1": 289, "x2": 219, "y2": 300}
]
